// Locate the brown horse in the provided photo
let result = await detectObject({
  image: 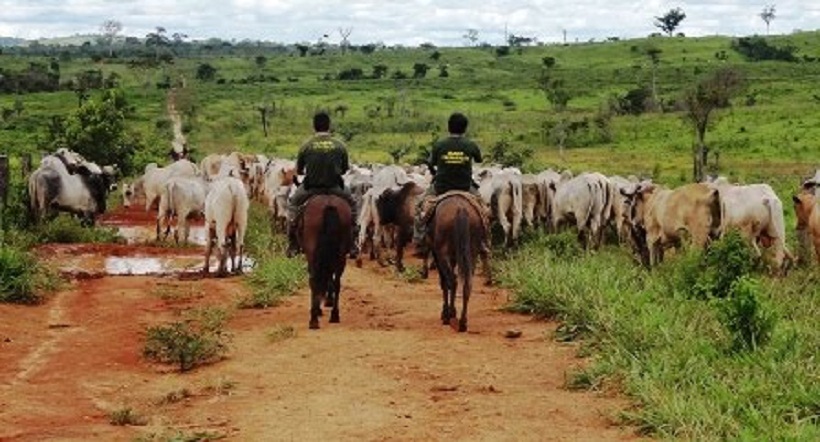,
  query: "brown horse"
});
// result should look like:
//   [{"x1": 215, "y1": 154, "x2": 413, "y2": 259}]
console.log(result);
[
  {"x1": 422, "y1": 194, "x2": 490, "y2": 332},
  {"x1": 298, "y1": 194, "x2": 352, "y2": 329}
]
